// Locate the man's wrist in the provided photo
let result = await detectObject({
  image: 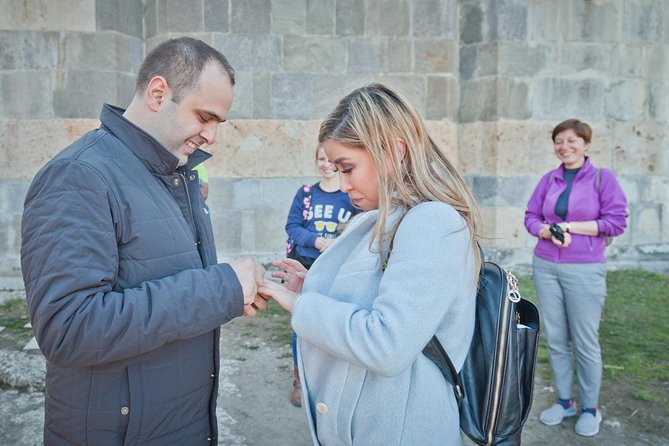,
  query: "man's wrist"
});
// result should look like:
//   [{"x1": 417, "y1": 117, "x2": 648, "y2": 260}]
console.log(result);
[{"x1": 564, "y1": 222, "x2": 571, "y2": 233}]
